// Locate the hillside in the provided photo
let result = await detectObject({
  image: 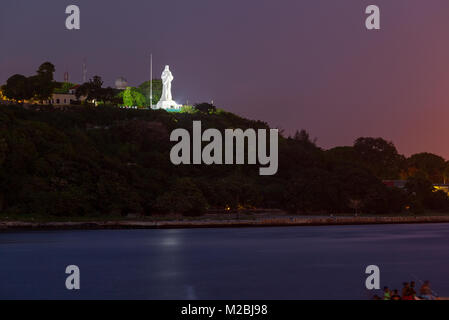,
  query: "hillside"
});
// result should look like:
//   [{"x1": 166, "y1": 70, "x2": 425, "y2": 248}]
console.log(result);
[{"x1": 0, "y1": 105, "x2": 445, "y2": 218}]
